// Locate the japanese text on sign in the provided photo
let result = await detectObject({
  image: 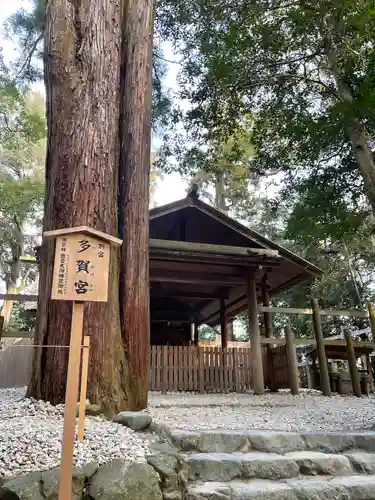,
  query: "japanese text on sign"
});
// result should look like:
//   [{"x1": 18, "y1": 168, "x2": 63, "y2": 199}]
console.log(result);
[{"x1": 51, "y1": 233, "x2": 110, "y2": 302}]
